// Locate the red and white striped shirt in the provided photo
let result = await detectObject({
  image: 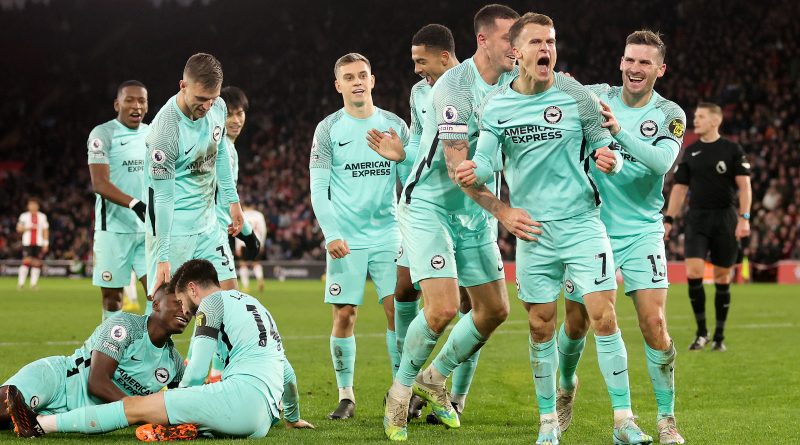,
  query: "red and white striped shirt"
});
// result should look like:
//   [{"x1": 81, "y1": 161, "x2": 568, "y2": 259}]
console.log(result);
[{"x1": 18, "y1": 211, "x2": 49, "y2": 246}]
